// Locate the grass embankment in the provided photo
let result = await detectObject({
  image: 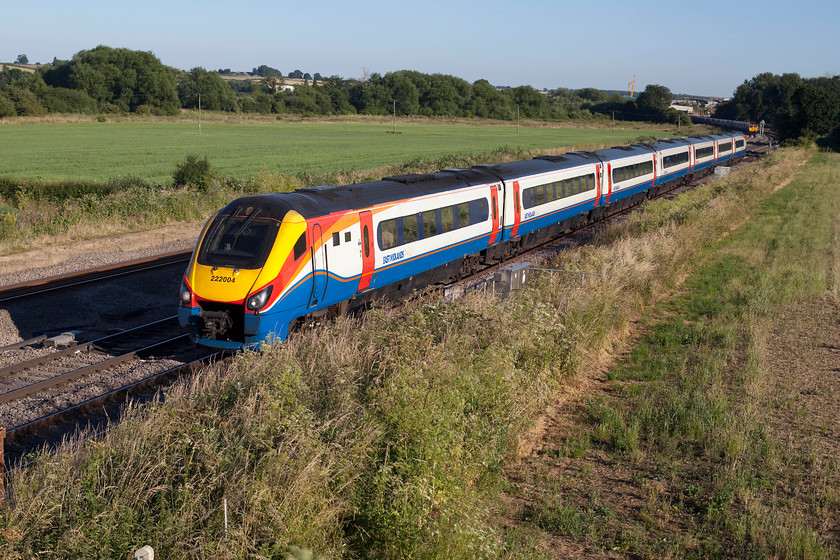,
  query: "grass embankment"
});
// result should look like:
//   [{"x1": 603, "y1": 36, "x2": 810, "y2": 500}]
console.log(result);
[
  {"x1": 503, "y1": 151, "x2": 840, "y2": 558},
  {"x1": 0, "y1": 148, "x2": 826, "y2": 559}
]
